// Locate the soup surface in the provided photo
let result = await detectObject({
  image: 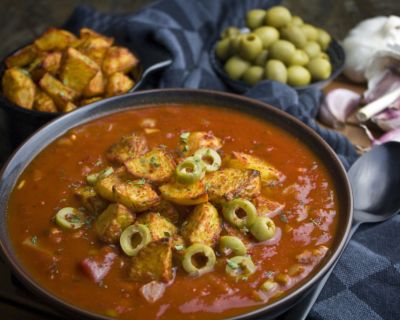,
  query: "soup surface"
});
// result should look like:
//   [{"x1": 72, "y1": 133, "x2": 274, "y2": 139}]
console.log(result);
[{"x1": 8, "y1": 104, "x2": 338, "y2": 319}]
